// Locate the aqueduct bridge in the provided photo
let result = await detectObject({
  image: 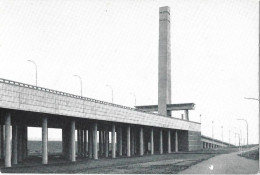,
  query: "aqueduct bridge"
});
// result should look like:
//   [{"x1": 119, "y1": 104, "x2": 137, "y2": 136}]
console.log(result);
[{"x1": 0, "y1": 78, "x2": 201, "y2": 167}]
